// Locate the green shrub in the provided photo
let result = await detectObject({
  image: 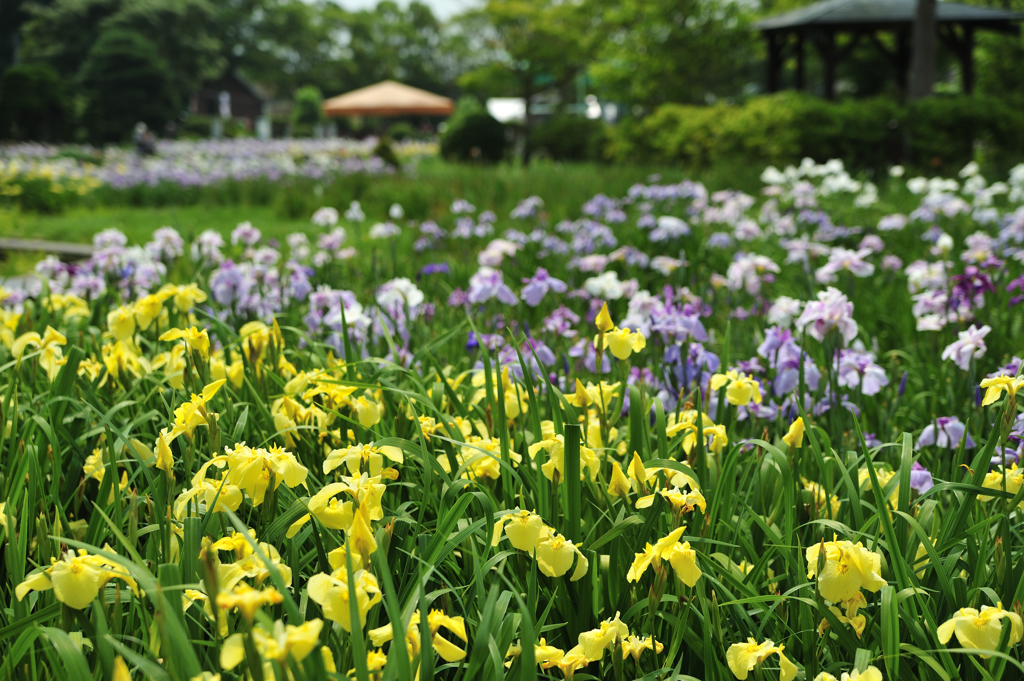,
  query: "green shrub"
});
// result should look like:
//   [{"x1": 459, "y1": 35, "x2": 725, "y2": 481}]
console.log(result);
[
  {"x1": 609, "y1": 92, "x2": 1024, "y2": 174},
  {"x1": 373, "y1": 136, "x2": 402, "y2": 169},
  {"x1": 907, "y1": 96, "x2": 1024, "y2": 174},
  {"x1": 529, "y1": 115, "x2": 608, "y2": 162},
  {"x1": 813, "y1": 97, "x2": 903, "y2": 169},
  {"x1": 441, "y1": 112, "x2": 506, "y2": 163},
  {"x1": 387, "y1": 121, "x2": 418, "y2": 141},
  {"x1": 0, "y1": 63, "x2": 70, "y2": 141},
  {"x1": 293, "y1": 85, "x2": 324, "y2": 127},
  {"x1": 180, "y1": 114, "x2": 214, "y2": 139}
]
